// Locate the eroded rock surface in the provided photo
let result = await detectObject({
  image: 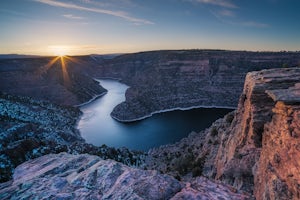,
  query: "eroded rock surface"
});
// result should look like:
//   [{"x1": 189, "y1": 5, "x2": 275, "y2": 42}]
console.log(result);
[{"x1": 0, "y1": 153, "x2": 250, "y2": 200}]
